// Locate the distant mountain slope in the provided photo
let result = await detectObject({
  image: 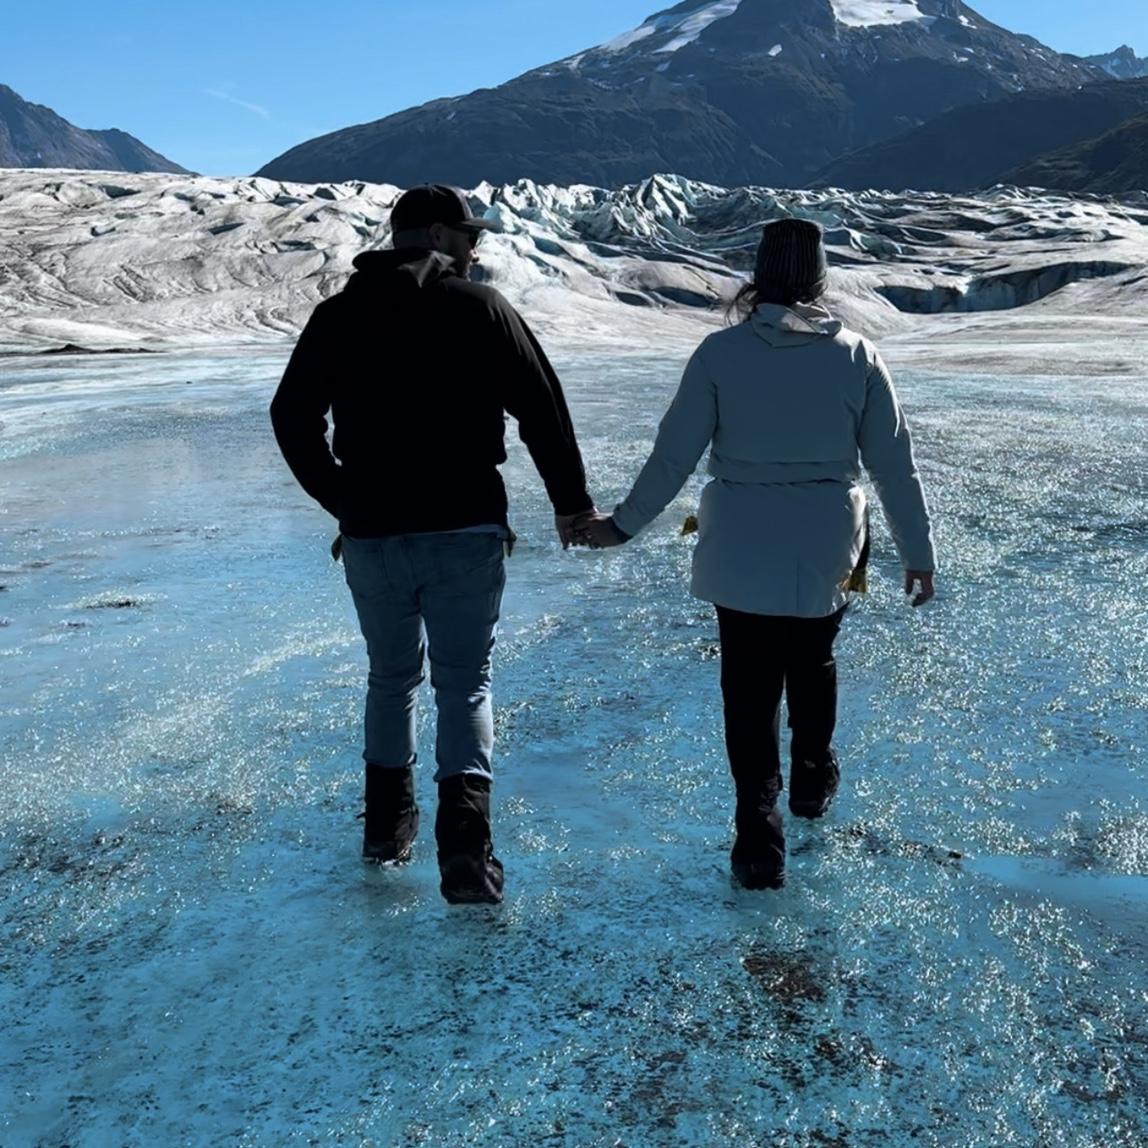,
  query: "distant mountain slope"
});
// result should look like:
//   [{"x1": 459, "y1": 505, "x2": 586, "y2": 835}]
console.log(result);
[
  {"x1": 816, "y1": 78, "x2": 1148, "y2": 191},
  {"x1": 0, "y1": 84, "x2": 187, "y2": 173},
  {"x1": 256, "y1": 0, "x2": 1100, "y2": 190},
  {"x1": 1004, "y1": 114, "x2": 1148, "y2": 194},
  {"x1": 1085, "y1": 46, "x2": 1148, "y2": 80}
]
